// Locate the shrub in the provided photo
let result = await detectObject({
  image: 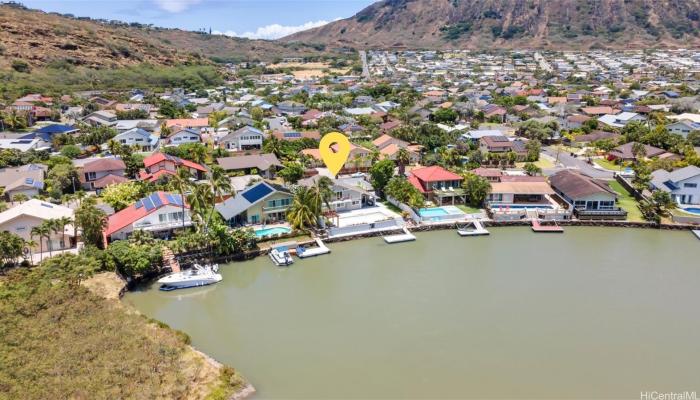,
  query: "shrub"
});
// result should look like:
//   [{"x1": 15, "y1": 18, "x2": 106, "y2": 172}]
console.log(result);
[{"x1": 11, "y1": 59, "x2": 30, "y2": 73}]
